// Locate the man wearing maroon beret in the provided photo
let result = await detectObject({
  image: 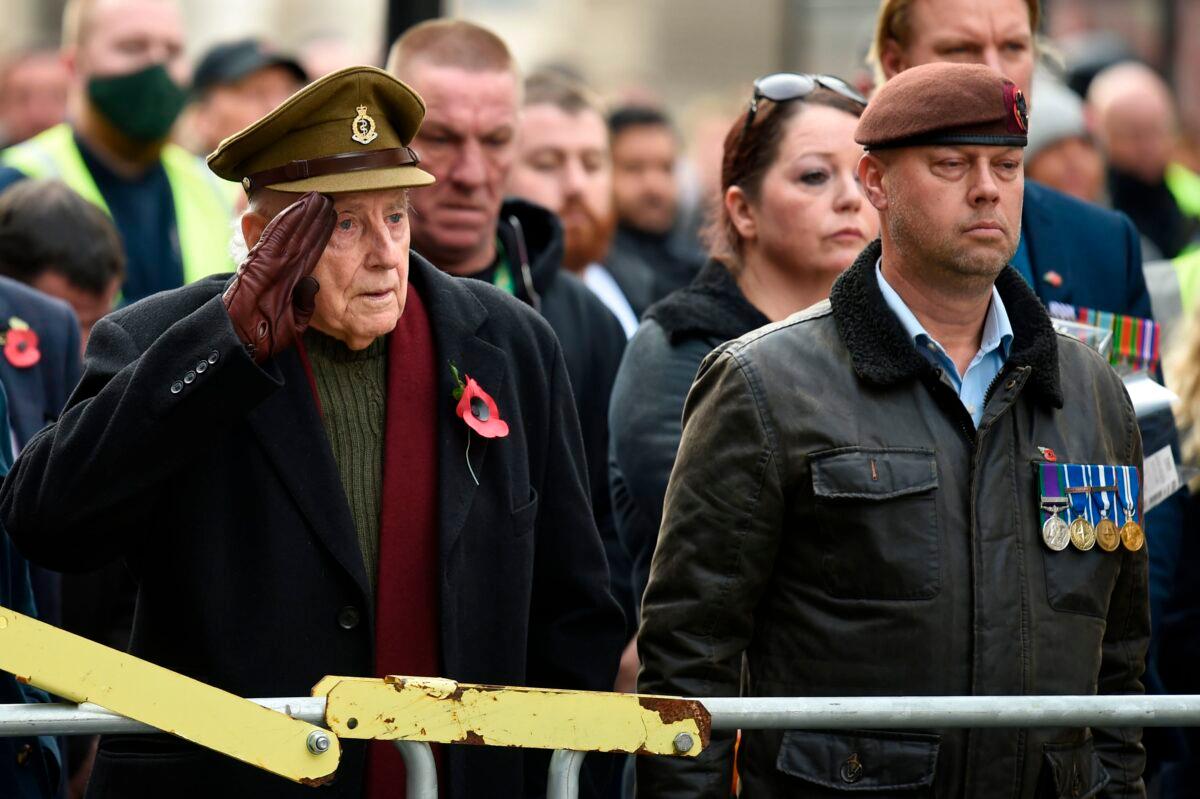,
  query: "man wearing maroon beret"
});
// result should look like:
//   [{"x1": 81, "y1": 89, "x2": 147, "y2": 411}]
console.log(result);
[{"x1": 637, "y1": 62, "x2": 1148, "y2": 798}]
